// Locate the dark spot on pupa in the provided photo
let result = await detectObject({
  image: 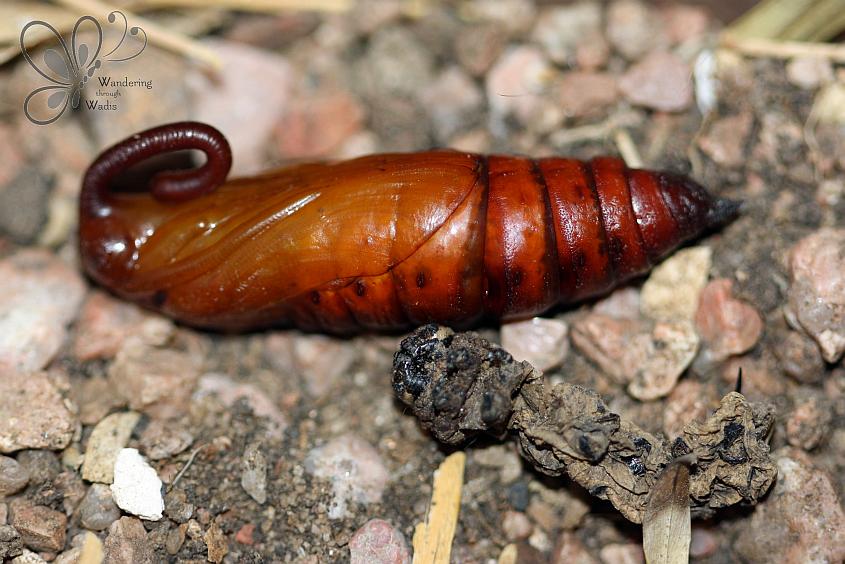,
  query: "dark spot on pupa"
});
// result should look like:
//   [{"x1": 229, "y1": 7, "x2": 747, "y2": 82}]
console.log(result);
[
  {"x1": 310, "y1": 291, "x2": 320, "y2": 304},
  {"x1": 152, "y1": 290, "x2": 167, "y2": 307},
  {"x1": 511, "y1": 268, "x2": 523, "y2": 287},
  {"x1": 355, "y1": 280, "x2": 366, "y2": 297},
  {"x1": 416, "y1": 271, "x2": 427, "y2": 288},
  {"x1": 574, "y1": 250, "x2": 587, "y2": 269},
  {"x1": 597, "y1": 240, "x2": 607, "y2": 257},
  {"x1": 608, "y1": 236, "x2": 625, "y2": 263}
]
